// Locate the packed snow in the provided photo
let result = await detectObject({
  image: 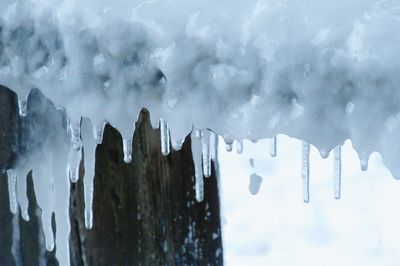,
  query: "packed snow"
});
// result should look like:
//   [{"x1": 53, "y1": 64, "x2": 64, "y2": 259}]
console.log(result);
[{"x1": 1, "y1": 0, "x2": 400, "y2": 264}]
